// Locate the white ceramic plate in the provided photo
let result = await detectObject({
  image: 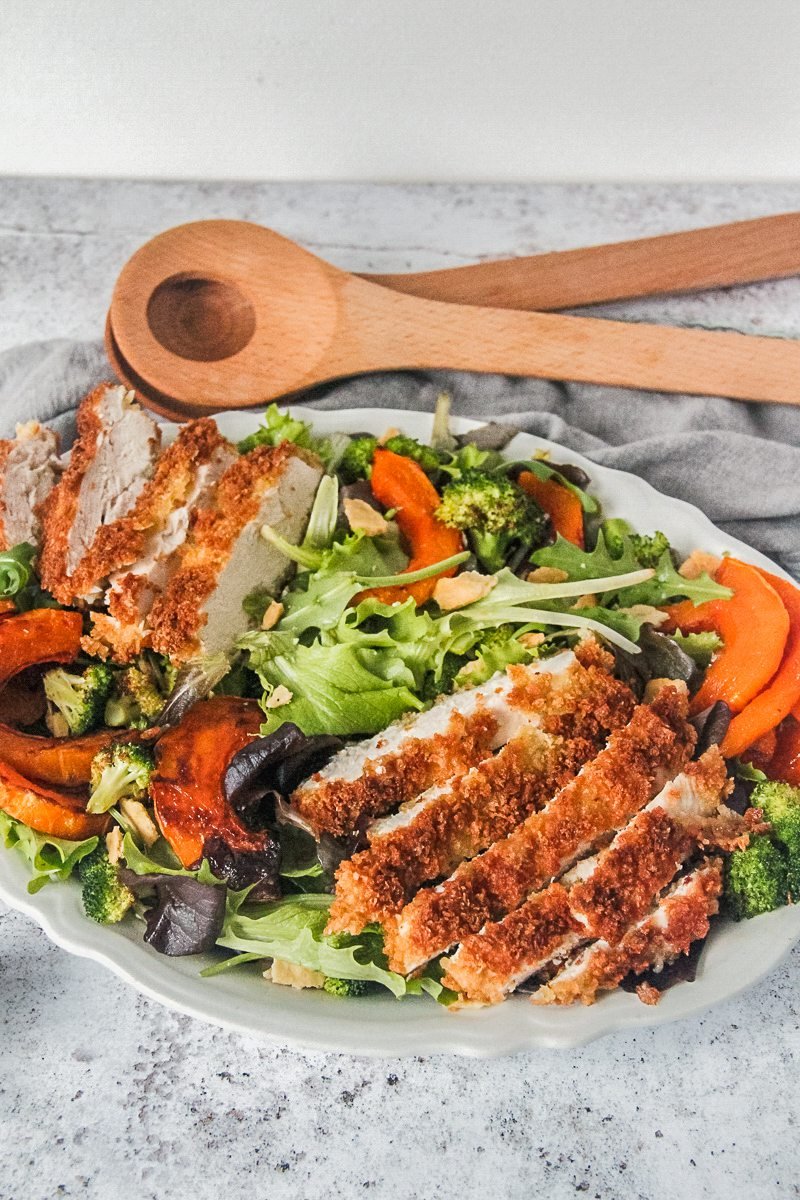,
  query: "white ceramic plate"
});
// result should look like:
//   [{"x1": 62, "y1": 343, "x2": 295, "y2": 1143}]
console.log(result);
[{"x1": 1, "y1": 406, "x2": 798, "y2": 1057}]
